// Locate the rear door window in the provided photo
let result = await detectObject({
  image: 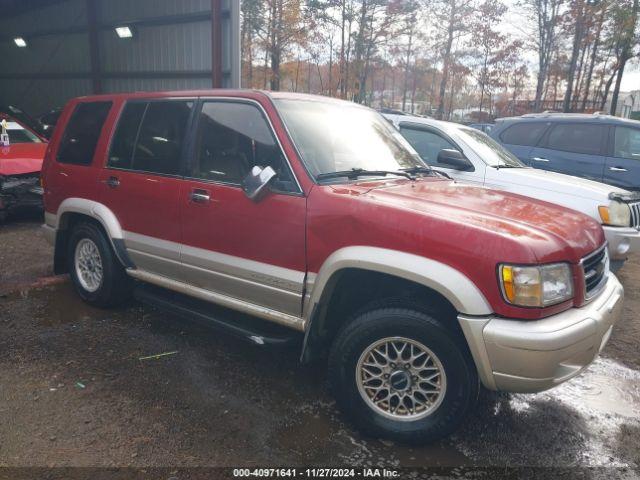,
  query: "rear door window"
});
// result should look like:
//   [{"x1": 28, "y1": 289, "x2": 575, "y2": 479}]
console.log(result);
[
  {"x1": 108, "y1": 102, "x2": 147, "y2": 170},
  {"x1": 546, "y1": 123, "x2": 606, "y2": 155},
  {"x1": 613, "y1": 127, "x2": 640, "y2": 161},
  {"x1": 108, "y1": 100, "x2": 193, "y2": 175},
  {"x1": 57, "y1": 101, "x2": 112, "y2": 165},
  {"x1": 499, "y1": 122, "x2": 547, "y2": 146}
]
